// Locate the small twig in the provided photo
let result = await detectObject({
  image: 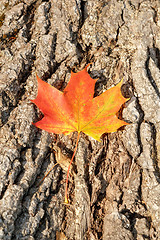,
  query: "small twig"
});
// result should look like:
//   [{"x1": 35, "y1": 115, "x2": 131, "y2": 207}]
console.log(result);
[{"x1": 38, "y1": 162, "x2": 59, "y2": 186}]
